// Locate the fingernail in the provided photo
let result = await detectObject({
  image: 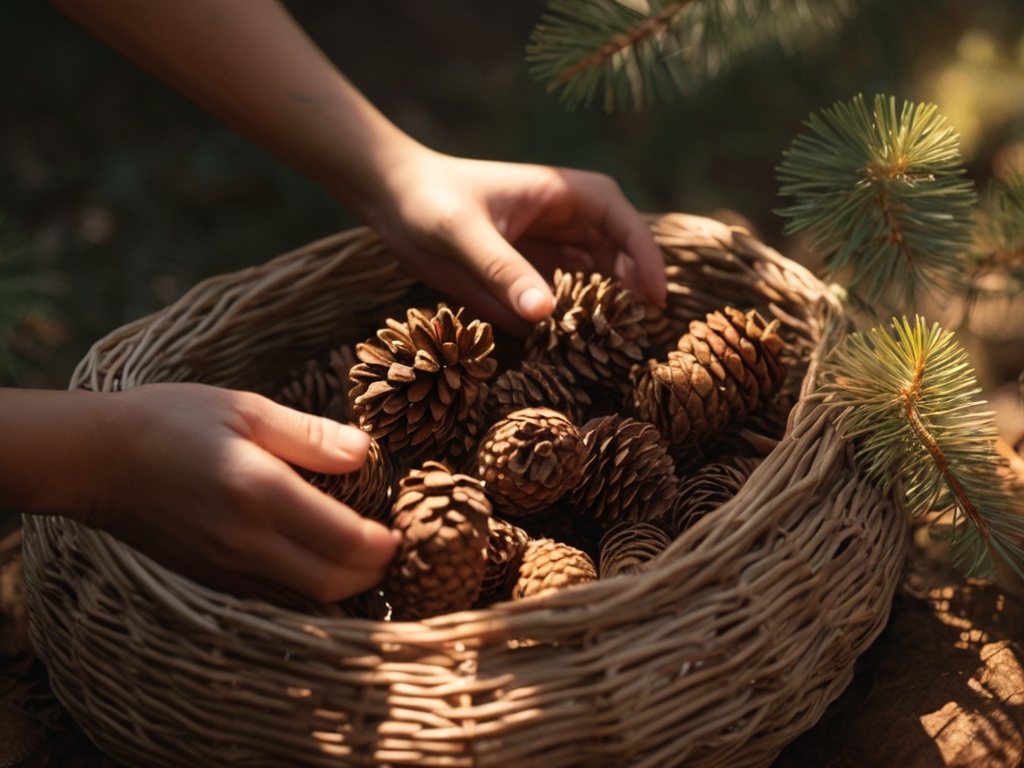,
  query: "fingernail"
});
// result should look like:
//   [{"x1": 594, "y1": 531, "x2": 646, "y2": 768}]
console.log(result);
[
  {"x1": 338, "y1": 424, "x2": 370, "y2": 450},
  {"x1": 518, "y1": 287, "x2": 551, "y2": 319}
]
